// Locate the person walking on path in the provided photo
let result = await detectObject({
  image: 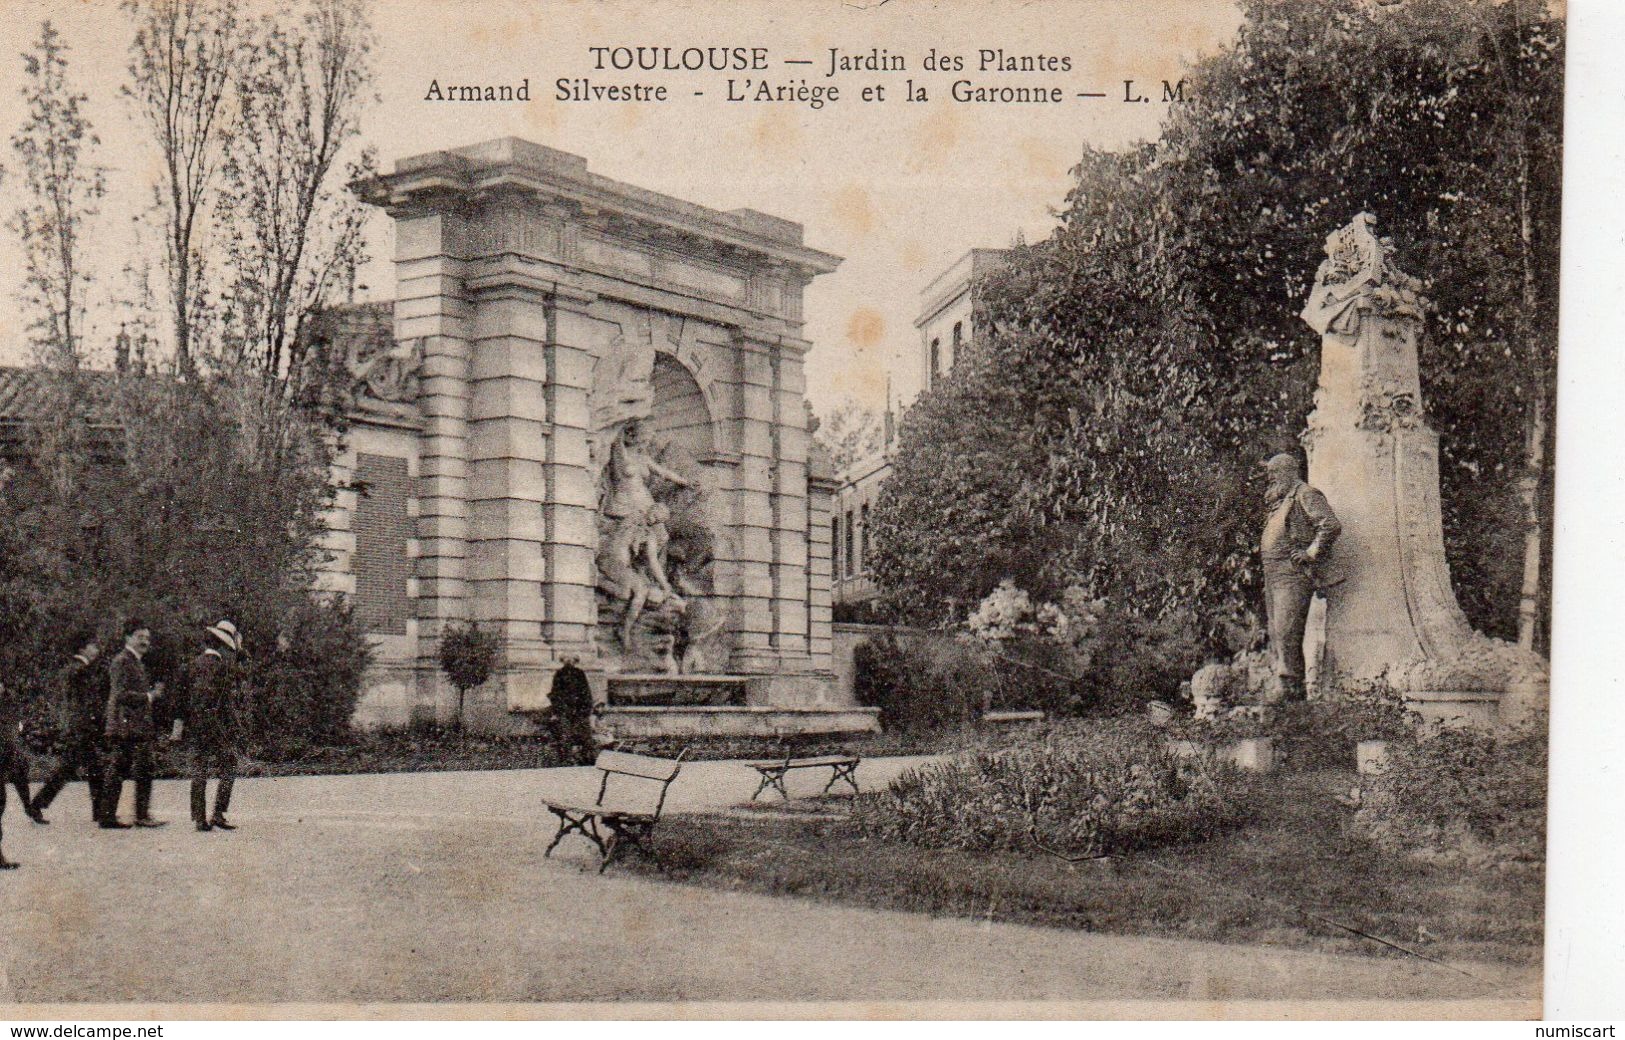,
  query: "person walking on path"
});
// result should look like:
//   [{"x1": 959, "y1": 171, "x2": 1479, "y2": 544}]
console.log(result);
[
  {"x1": 29, "y1": 626, "x2": 108, "y2": 824},
  {"x1": 99, "y1": 619, "x2": 166, "y2": 829},
  {"x1": 183, "y1": 620, "x2": 243, "y2": 832},
  {"x1": 545, "y1": 656, "x2": 597, "y2": 767},
  {"x1": 2, "y1": 672, "x2": 53, "y2": 866}
]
